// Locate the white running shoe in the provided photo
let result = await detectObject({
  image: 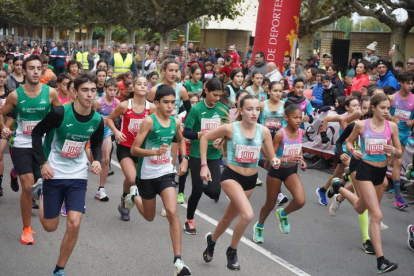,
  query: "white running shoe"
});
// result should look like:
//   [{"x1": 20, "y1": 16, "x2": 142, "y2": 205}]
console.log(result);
[
  {"x1": 174, "y1": 259, "x2": 191, "y2": 276},
  {"x1": 160, "y1": 207, "x2": 167, "y2": 217},
  {"x1": 94, "y1": 188, "x2": 109, "y2": 202},
  {"x1": 124, "y1": 186, "x2": 138, "y2": 210},
  {"x1": 256, "y1": 178, "x2": 263, "y2": 186},
  {"x1": 380, "y1": 221, "x2": 389, "y2": 230},
  {"x1": 277, "y1": 193, "x2": 288, "y2": 206},
  {"x1": 329, "y1": 194, "x2": 341, "y2": 217}
]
